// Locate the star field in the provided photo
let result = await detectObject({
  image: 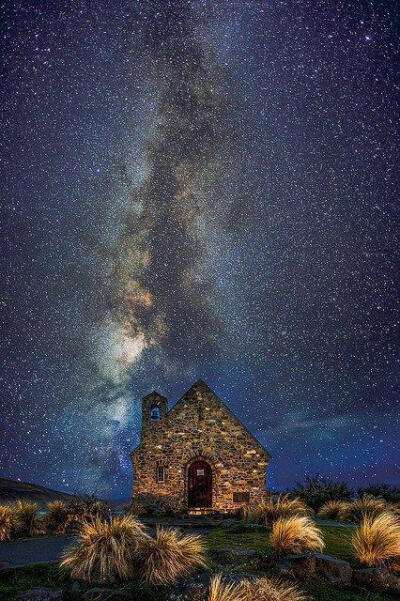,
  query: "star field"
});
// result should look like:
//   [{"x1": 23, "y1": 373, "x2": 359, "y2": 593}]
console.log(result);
[{"x1": 0, "y1": 0, "x2": 399, "y2": 500}]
